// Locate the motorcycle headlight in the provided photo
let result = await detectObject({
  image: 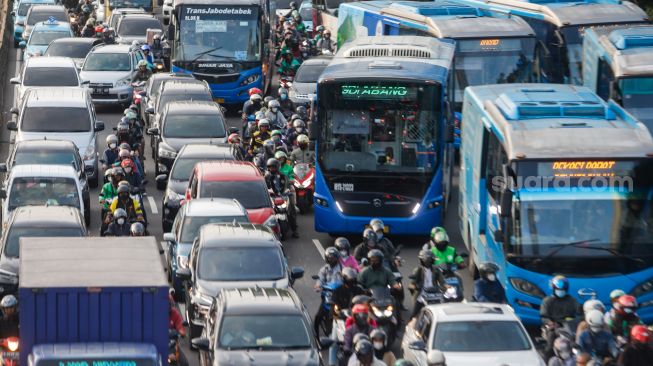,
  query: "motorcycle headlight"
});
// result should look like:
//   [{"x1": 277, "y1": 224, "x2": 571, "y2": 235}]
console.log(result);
[
  {"x1": 239, "y1": 74, "x2": 260, "y2": 86},
  {"x1": 632, "y1": 278, "x2": 653, "y2": 297},
  {"x1": 510, "y1": 277, "x2": 545, "y2": 299},
  {"x1": 115, "y1": 76, "x2": 131, "y2": 88},
  {"x1": 7, "y1": 338, "x2": 18, "y2": 352},
  {"x1": 444, "y1": 286, "x2": 457, "y2": 299},
  {"x1": 177, "y1": 255, "x2": 189, "y2": 269},
  {"x1": 158, "y1": 143, "x2": 177, "y2": 159},
  {"x1": 383, "y1": 306, "x2": 394, "y2": 317}
]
